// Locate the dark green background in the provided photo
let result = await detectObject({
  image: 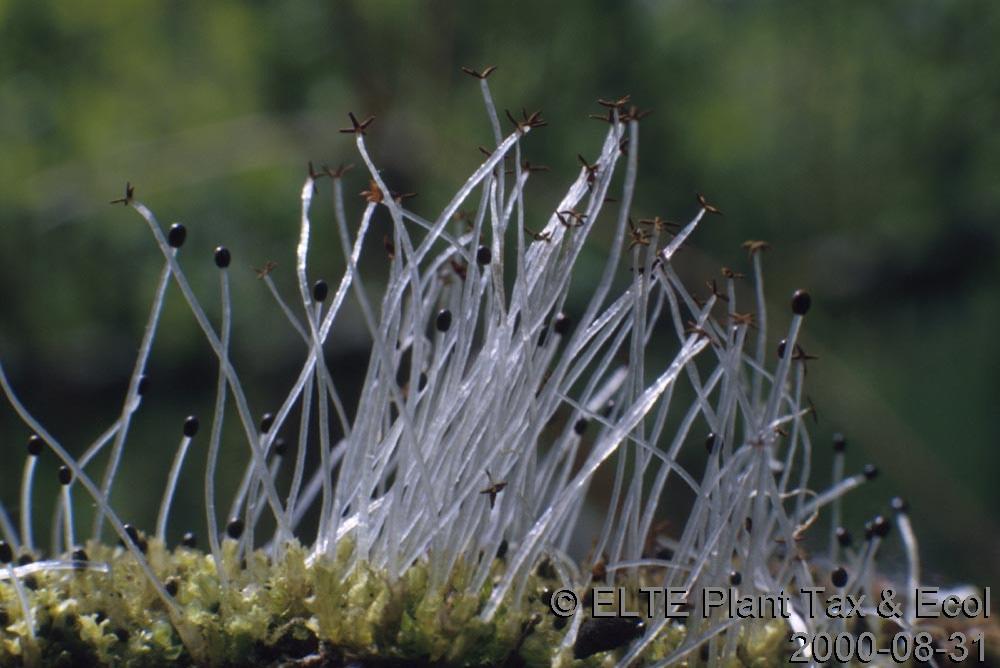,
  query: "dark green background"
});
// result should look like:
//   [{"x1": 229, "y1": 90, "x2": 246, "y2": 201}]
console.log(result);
[{"x1": 0, "y1": 2, "x2": 996, "y2": 587}]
